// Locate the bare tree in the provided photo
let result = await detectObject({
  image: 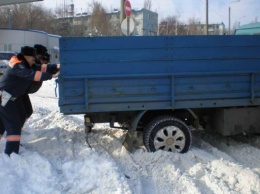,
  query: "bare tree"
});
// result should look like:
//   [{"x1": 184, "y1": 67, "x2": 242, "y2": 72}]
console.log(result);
[
  {"x1": 0, "y1": 7, "x2": 10, "y2": 28},
  {"x1": 53, "y1": 2, "x2": 78, "y2": 36},
  {"x1": 158, "y1": 16, "x2": 207, "y2": 36},
  {"x1": 186, "y1": 18, "x2": 203, "y2": 35},
  {"x1": 53, "y1": 0, "x2": 117, "y2": 37},
  {"x1": 54, "y1": 1, "x2": 73, "y2": 18},
  {"x1": 159, "y1": 16, "x2": 181, "y2": 35},
  {"x1": 144, "y1": 0, "x2": 152, "y2": 10},
  {"x1": 0, "y1": 4, "x2": 56, "y2": 34},
  {"x1": 107, "y1": 14, "x2": 121, "y2": 36},
  {"x1": 88, "y1": 1, "x2": 112, "y2": 36}
]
